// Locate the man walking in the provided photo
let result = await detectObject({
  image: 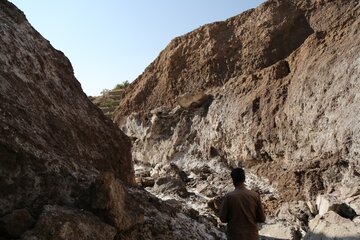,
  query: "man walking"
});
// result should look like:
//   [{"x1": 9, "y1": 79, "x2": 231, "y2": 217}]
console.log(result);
[{"x1": 220, "y1": 168, "x2": 266, "y2": 240}]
